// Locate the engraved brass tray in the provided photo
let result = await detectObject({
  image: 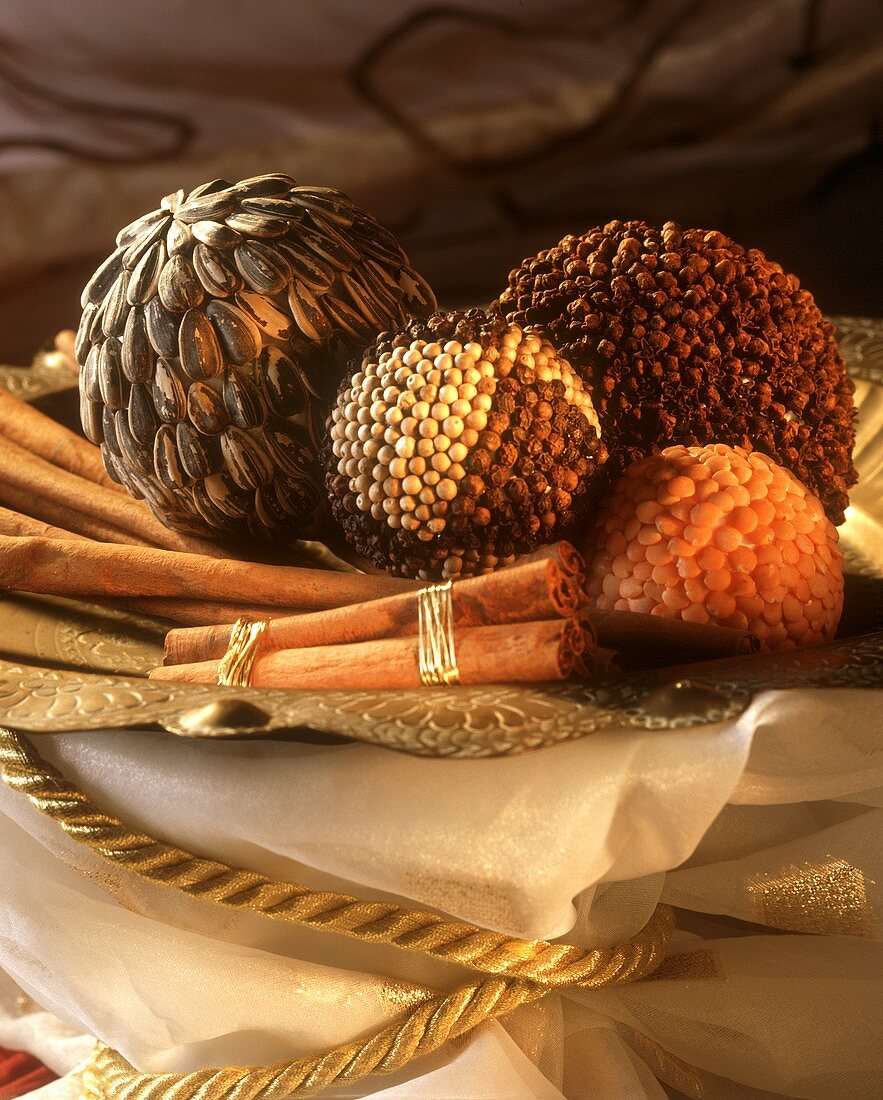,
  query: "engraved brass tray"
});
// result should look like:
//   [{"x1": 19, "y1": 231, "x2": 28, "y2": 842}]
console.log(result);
[{"x1": 0, "y1": 318, "x2": 881, "y2": 758}]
